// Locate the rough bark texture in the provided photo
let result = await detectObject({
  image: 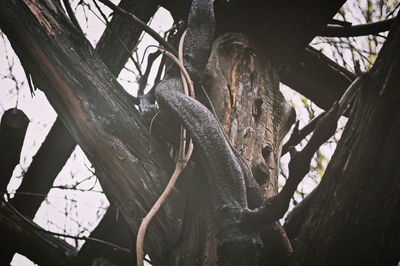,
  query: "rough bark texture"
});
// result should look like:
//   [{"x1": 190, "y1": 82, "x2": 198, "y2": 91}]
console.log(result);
[
  {"x1": 2, "y1": 1, "x2": 158, "y2": 264},
  {"x1": 202, "y1": 33, "x2": 295, "y2": 265},
  {"x1": 285, "y1": 16, "x2": 400, "y2": 266},
  {"x1": 203, "y1": 33, "x2": 295, "y2": 200},
  {"x1": 0, "y1": 1, "x2": 183, "y2": 264}
]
